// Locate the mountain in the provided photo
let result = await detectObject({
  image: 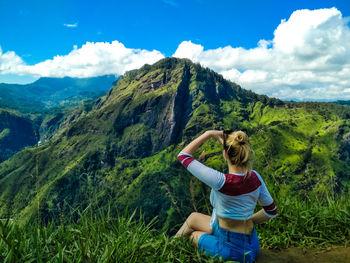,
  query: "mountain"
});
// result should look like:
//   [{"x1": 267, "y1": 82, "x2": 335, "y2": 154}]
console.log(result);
[
  {"x1": 0, "y1": 75, "x2": 118, "y2": 113},
  {"x1": 0, "y1": 109, "x2": 37, "y2": 163},
  {"x1": 334, "y1": 100, "x2": 350, "y2": 106},
  {"x1": 0, "y1": 58, "x2": 349, "y2": 232},
  {"x1": 0, "y1": 75, "x2": 118, "y2": 161},
  {"x1": 37, "y1": 100, "x2": 97, "y2": 143}
]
